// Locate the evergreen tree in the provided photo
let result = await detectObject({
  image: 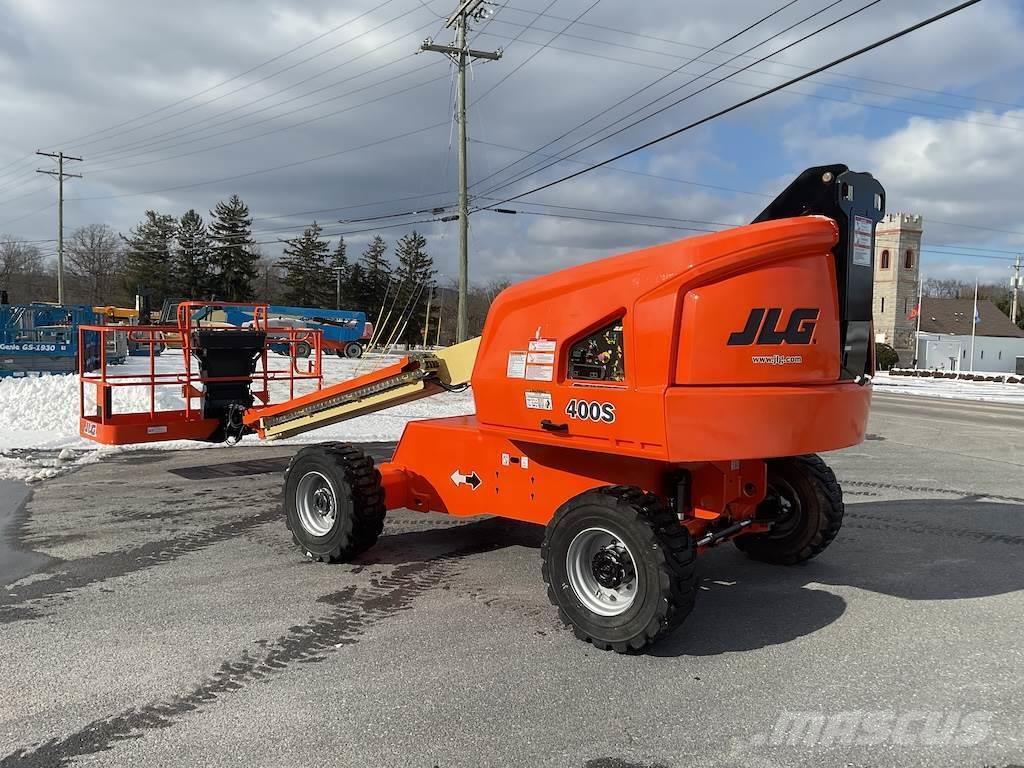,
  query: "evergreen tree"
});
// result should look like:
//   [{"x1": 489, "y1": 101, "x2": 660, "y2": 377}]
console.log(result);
[
  {"x1": 393, "y1": 231, "x2": 436, "y2": 346},
  {"x1": 208, "y1": 194, "x2": 257, "y2": 301},
  {"x1": 346, "y1": 262, "x2": 367, "y2": 314},
  {"x1": 357, "y1": 235, "x2": 391, "y2": 318},
  {"x1": 329, "y1": 237, "x2": 350, "y2": 310},
  {"x1": 122, "y1": 210, "x2": 177, "y2": 305},
  {"x1": 174, "y1": 209, "x2": 213, "y2": 299},
  {"x1": 279, "y1": 221, "x2": 332, "y2": 307}
]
